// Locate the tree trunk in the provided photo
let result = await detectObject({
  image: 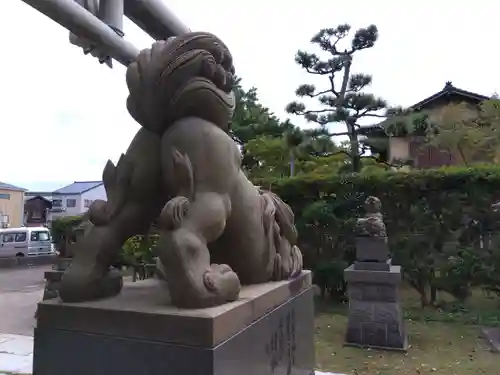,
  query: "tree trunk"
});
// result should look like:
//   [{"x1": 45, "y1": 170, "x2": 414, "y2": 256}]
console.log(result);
[
  {"x1": 420, "y1": 289, "x2": 429, "y2": 308},
  {"x1": 407, "y1": 276, "x2": 429, "y2": 307},
  {"x1": 430, "y1": 285, "x2": 437, "y2": 305},
  {"x1": 418, "y1": 281, "x2": 428, "y2": 307},
  {"x1": 417, "y1": 278, "x2": 429, "y2": 307},
  {"x1": 289, "y1": 149, "x2": 295, "y2": 176},
  {"x1": 335, "y1": 56, "x2": 360, "y2": 172},
  {"x1": 347, "y1": 124, "x2": 361, "y2": 172},
  {"x1": 456, "y1": 145, "x2": 469, "y2": 166}
]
